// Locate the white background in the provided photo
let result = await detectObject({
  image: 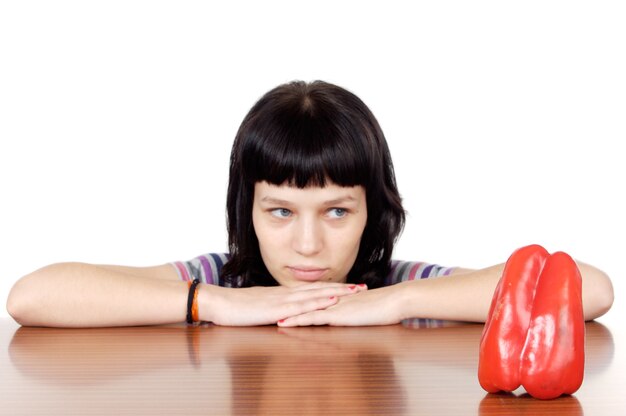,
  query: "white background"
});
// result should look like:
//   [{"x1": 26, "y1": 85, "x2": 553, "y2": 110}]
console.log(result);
[{"x1": 1, "y1": 1, "x2": 624, "y2": 323}]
